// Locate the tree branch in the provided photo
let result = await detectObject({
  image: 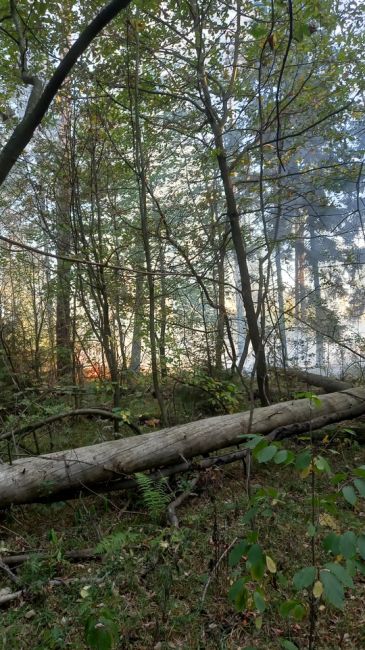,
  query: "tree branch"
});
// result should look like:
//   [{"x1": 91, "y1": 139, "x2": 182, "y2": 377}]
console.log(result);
[{"x1": 0, "y1": 0, "x2": 133, "y2": 186}]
